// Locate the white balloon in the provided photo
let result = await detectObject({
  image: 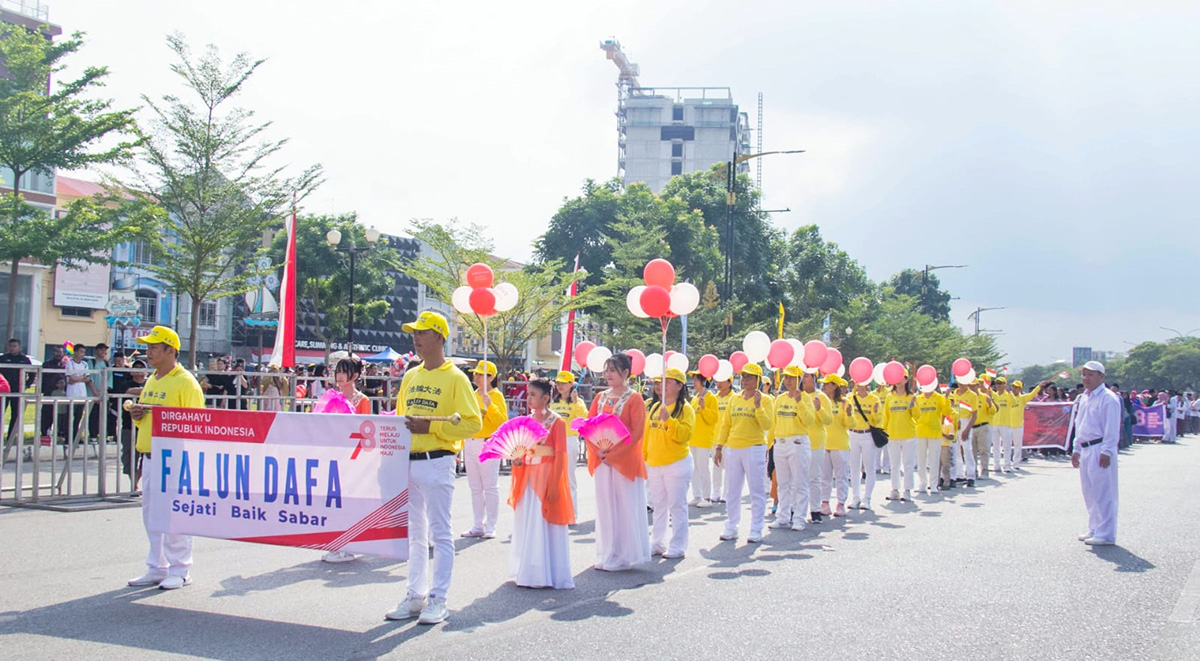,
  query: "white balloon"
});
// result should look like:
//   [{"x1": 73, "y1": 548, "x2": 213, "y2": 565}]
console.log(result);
[
  {"x1": 919, "y1": 377, "x2": 939, "y2": 393},
  {"x1": 836, "y1": 363, "x2": 846, "y2": 378},
  {"x1": 786, "y1": 339, "x2": 805, "y2": 368},
  {"x1": 743, "y1": 331, "x2": 771, "y2": 363},
  {"x1": 959, "y1": 368, "x2": 976, "y2": 385},
  {"x1": 713, "y1": 359, "x2": 734, "y2": 383},
  {"x1": 804, "y1": 365, "x2": 820, "y2": 375},
  {"x1": 493, "y1": 282, "x2": 519, "y2": 312},
  {"x1": 668, "y1": 283, "x2": 700, "y2": 316},
  {"x1": 872, "y1": 362, "x2": 887, "y2": 387},
  {"x1": 451, "y1": 286, "x2": 473, "y2": 314},
  {"x1": 644, "y1": 353, "x2": 665, "y2": 379},
  {"x1": 667, "y1": 352, "x2": 689, "y2": 373},
  {"x1": 587, "y1": 346, "x2": 612, "y2": 373},
  {"x1": 626, "y1": 286, "x2": 649, "y2": 318}
]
